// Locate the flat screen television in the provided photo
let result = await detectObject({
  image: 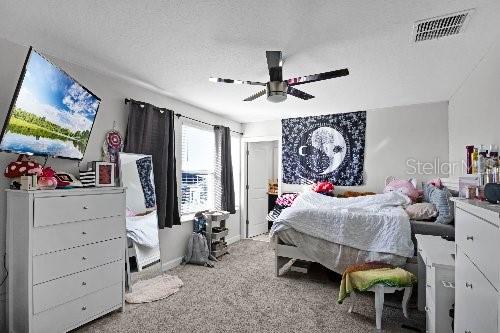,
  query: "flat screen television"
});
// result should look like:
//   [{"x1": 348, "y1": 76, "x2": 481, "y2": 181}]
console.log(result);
[{"x1": 0, "y1": 47, "x2": 101, "y2": 160}]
